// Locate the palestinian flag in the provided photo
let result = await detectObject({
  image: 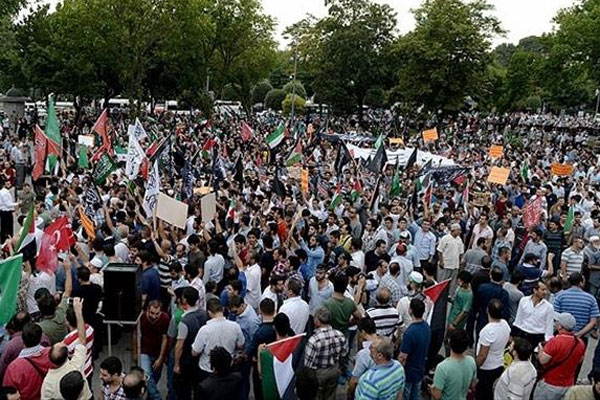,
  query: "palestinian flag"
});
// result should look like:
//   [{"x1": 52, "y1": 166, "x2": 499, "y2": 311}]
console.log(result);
[
  {"x1": 0, "y1": 254, "x2": 23, "y2": 325},
  {"x1": 285, "y1": 140, "x2": 302, "y2": 166},
  {"x1": 404, "y1": 148, "x2": 418, "y2": 171},
  {"x1": 370, "y1": 177, "x2": 381, "y2": 214},
  {"x1": 424, "y1": 278, "x2": 451, "y2": 330},
  {"x1": 564, "y1": 205, "x2": 575, "y2": 233},
  {"x1": 365, "y1": 144, "x2": 388, "y2": 174},
  {"x1": 267, "y1": 123, "x2": 285, "y2": 149},
  {"x1": 45, "y1": 96, "x2": 61, "y2": 171},
  {"x1": 16, "y1": 204, "x2": 35, "y2": 253},
  {"x1": 114, "y1": 145, "x2": 127, "y2": 162},
  {"x1": 260, "y1": 334, "x2": 305, "y2": 400},
  {"x1": 330, "y1": 184, "x2": 343, "y2": 210},
  {"x1": 389, "y1": 167, "x2": 402, "y2": 198},
  {"x1": 351, "y1": 180, "x2": 362, "y2": 202},
  {"x1": 334, "y1": 142, "x2": 352, "y2": 173}
]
